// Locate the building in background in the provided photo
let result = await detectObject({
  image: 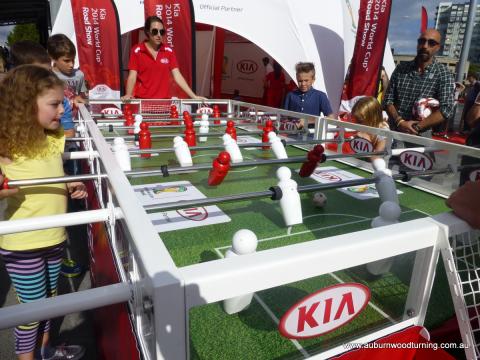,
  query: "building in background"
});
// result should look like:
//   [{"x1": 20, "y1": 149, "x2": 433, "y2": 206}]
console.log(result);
[
  {"x1": 393, "y1": 54, "x2": 464, "y2": 74},
  {"x1": 435, "y1": 1, "x2": 480, "y2": 63}
]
